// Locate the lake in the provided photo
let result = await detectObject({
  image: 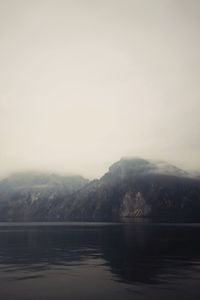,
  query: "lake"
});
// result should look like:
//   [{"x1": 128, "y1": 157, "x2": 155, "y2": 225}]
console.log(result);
[{"x1": 0, "y1": 222, "x2": 200, "y2": 300}]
